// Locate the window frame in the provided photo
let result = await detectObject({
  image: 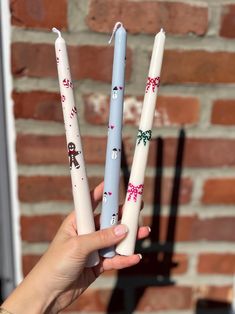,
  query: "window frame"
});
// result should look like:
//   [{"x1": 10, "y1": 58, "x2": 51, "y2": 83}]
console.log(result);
[{"x1": 0, "y1": 0, "x2": 22, "y2": 300}]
